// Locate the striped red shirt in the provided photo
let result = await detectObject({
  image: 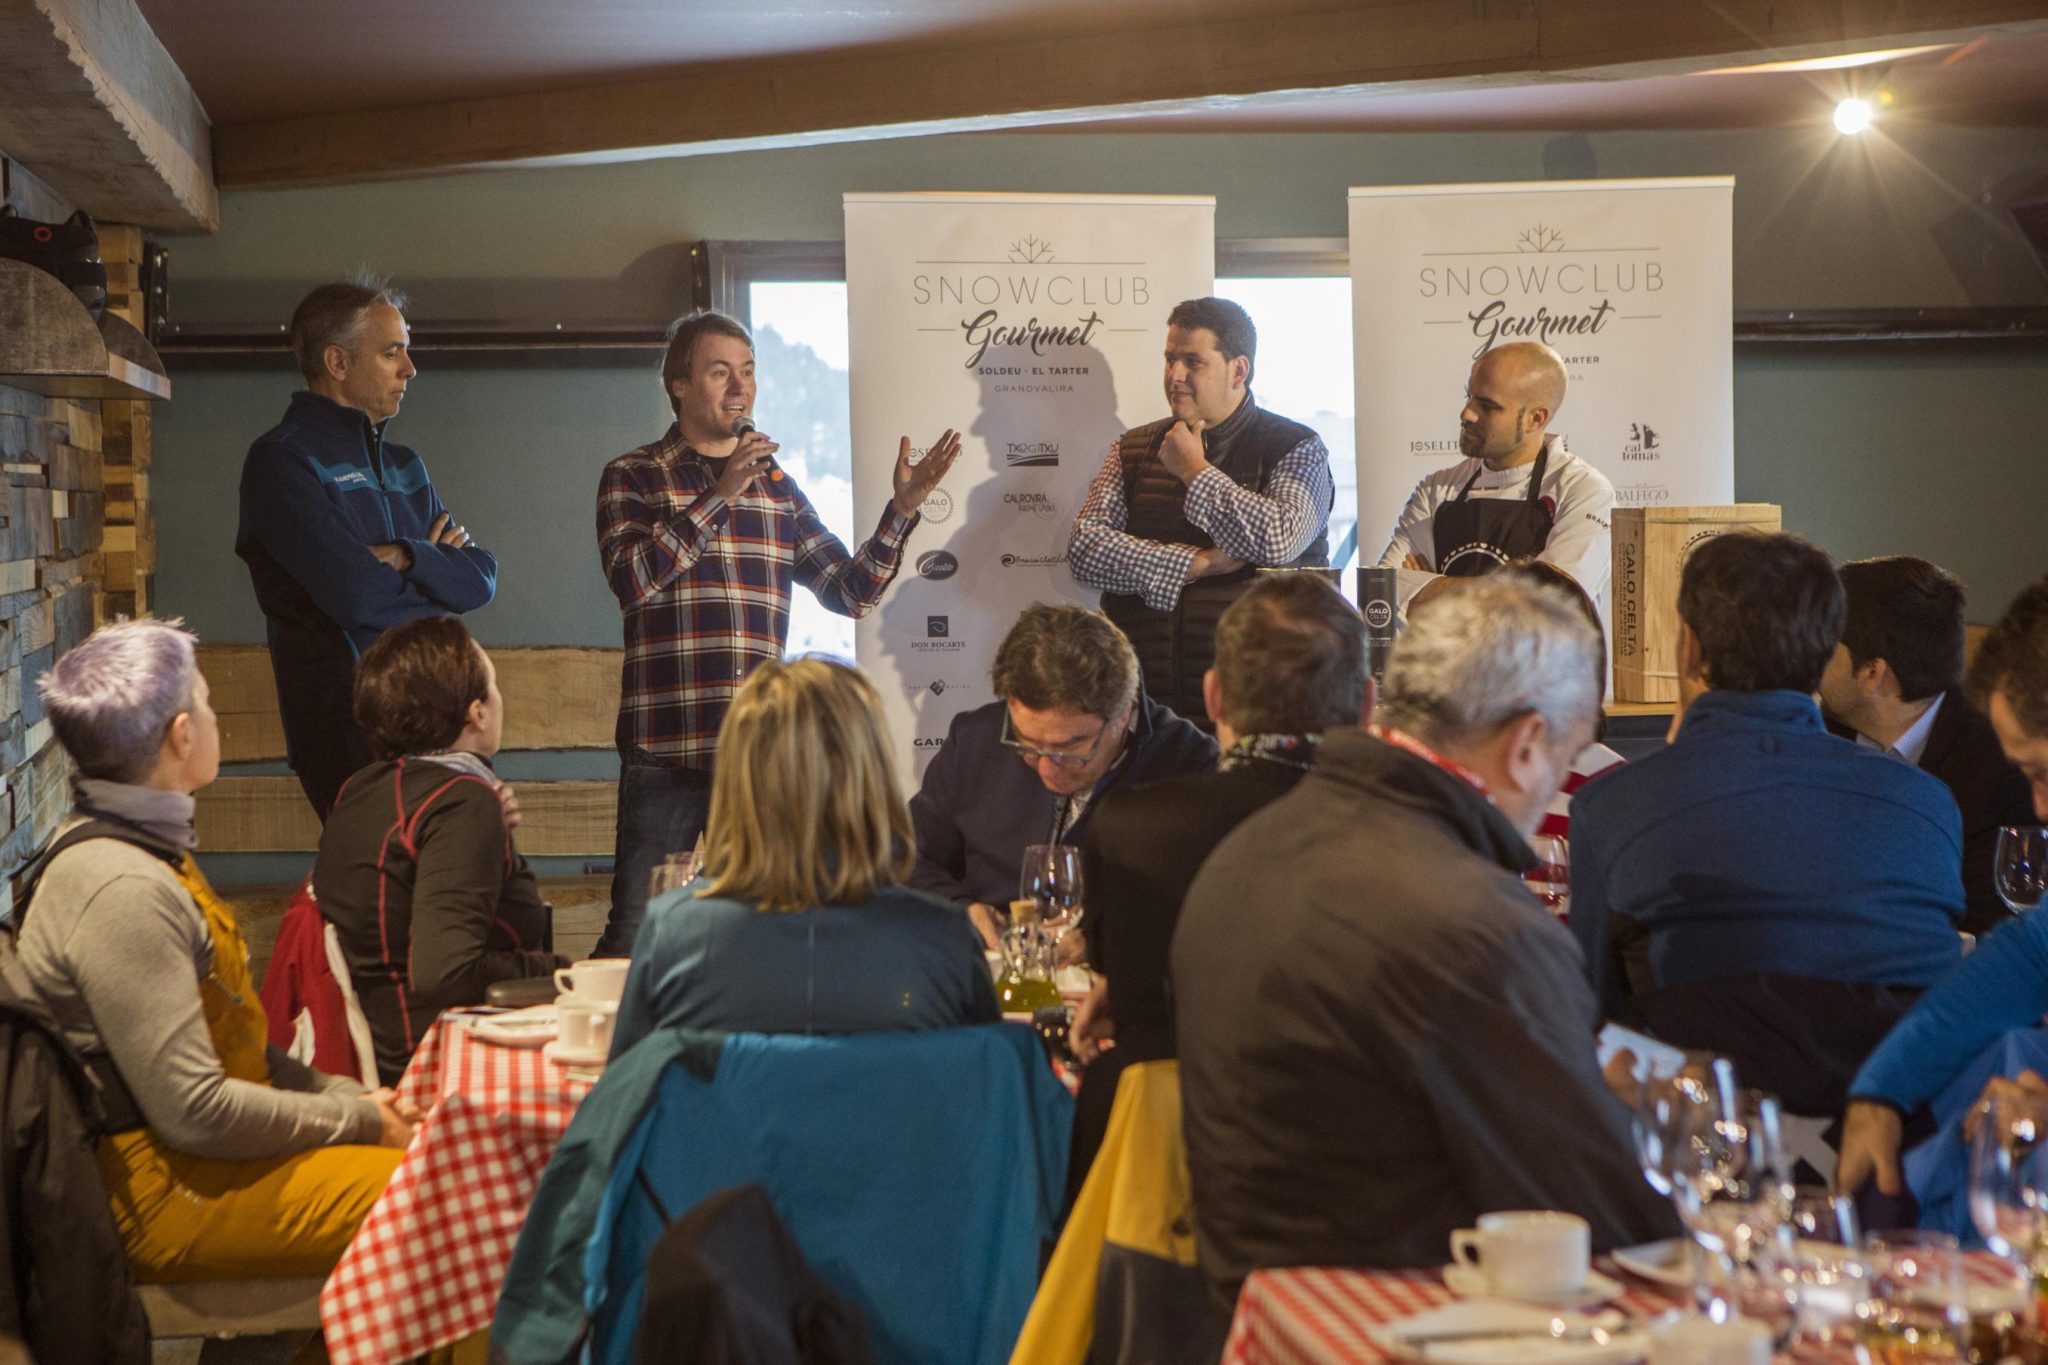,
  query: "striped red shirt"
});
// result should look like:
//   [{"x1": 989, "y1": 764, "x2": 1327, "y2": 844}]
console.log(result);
[{"x1": 597, "y1": 425, "x2": 915, "y2": 765}]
